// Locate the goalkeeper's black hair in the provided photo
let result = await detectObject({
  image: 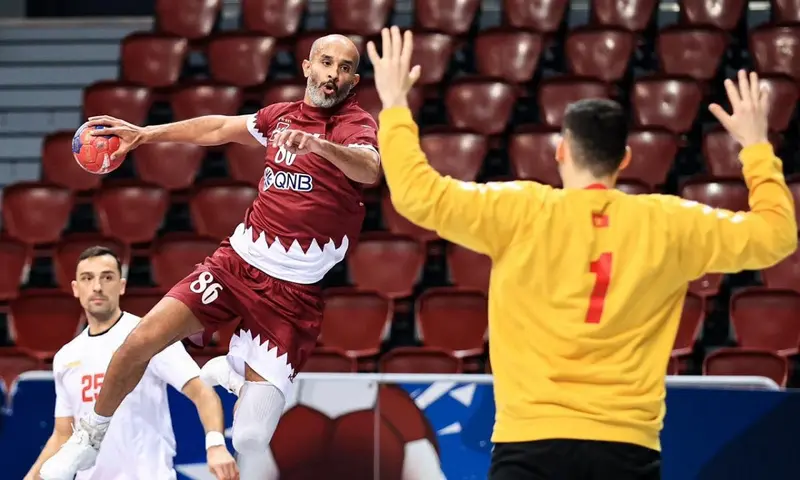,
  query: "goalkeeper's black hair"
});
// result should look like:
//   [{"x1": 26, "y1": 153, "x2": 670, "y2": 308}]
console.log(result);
[
  {"x1": 77, "y1": 246, "x2": 122, "y2": 275},
  {"x1": 562, "y1": 99, "x2": 628, "y2": 178}
]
